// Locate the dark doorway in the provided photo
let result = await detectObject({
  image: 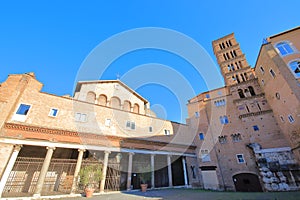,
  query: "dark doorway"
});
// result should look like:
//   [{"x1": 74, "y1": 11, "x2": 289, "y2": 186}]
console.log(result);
[
  {"x1": 233, "y1": 173, "x2": 262, "y2": 192},
  {"x1": 171, "y1": 157, "x2": 185, "y2": 186}
]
